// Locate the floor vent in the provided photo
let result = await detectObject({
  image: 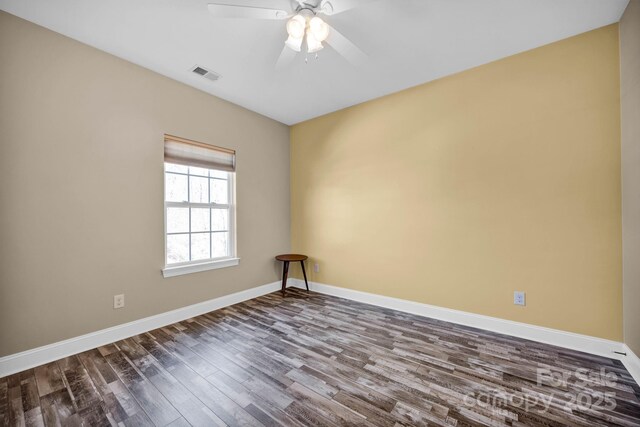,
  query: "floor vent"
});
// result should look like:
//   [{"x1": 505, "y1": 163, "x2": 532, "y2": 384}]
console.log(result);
[{"x1": 191, "y1": 65, "x2": 220, "y2": 82}]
